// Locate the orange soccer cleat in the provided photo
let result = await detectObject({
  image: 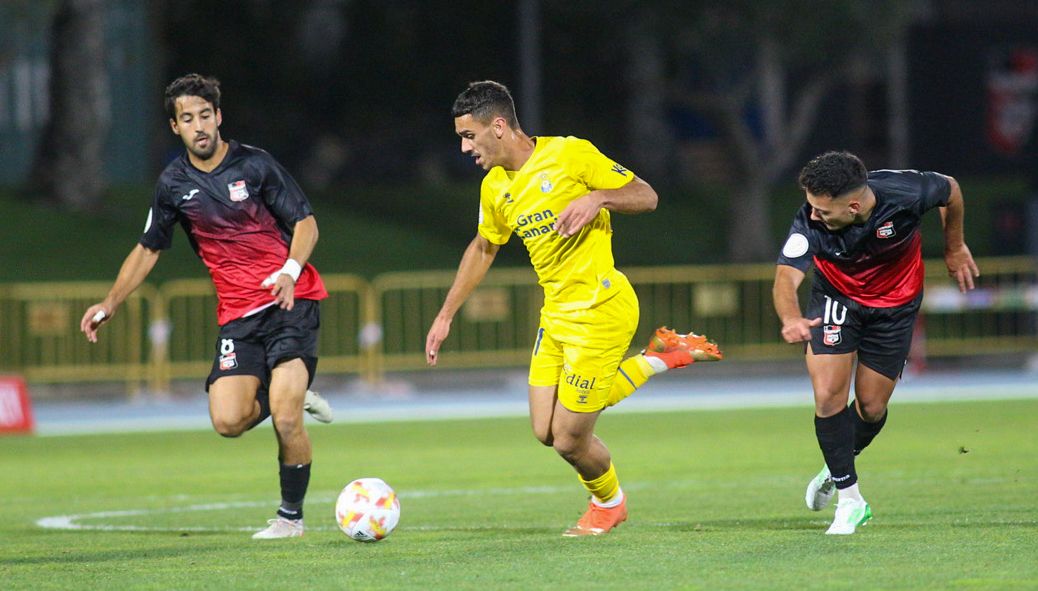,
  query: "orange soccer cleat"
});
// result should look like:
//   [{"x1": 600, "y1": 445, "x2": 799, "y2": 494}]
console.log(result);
[
  {"x1": 643, "y1": 326, "x2": 723, "y2": 369},
  {"x1": 562, "y1": 498, "x2": 629, "y2": 537}
]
